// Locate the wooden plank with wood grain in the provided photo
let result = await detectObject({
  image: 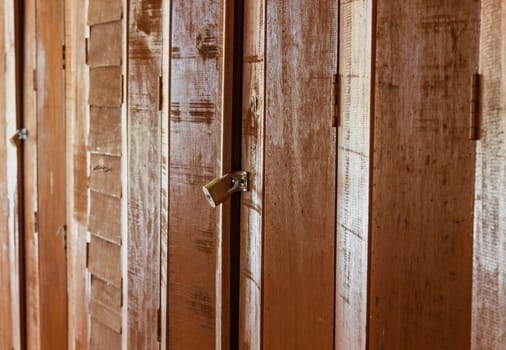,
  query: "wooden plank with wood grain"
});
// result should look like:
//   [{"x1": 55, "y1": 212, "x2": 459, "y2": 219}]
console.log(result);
[
  {"x1": 91, "y1": 274, "x2": 122, "y2": 309},
  {"x1": 36, "y1": 0, "x2": 68, "y2": 347},
  {"x1": 88, "y1": 21, "x2": 122, "y2": 67},
  {"x1": 335, "y1": 1, "x2": 372, "y2": 349},
  {"x1": 127, "y1": 0, "x2": 162, "y2": 348},
  {"x1": 168, "y1": 0, "x2": 221, "y2": 347},
  {"x1": 89, "y1": 191, "x2": 122, "y2": 244},
  {"x1": 89, "y1": 154, "x2": 122, "y2": 197},
  {"x1": 262, "y1": 1, "x2": 338, "y2": 348},
  {"x1": 471, "y1": 1, "x2": 506, "y2": 349},
  {"x1": 369, "y1": 1, "x2": 480, "y2": 349},
  {"x1": 23, "y1": 0, "x2": 41, "y2": 347},
  {"x1": 0, "y1": 3, "x2": 15, "y2": 349},
  {"x1": 88, "y1": 235, "x2": 122, "y2": 287},
  {"x1": 65, "y1": 1, "x2": 90, "y2": 347},
  {"x1": 88, "y1": 0, "x2": 122, "y2": 26},
  {"x1": 89, "y1": 66, "x2": 122, "y2": 107},
  {"x1": 90, "y1": 298, "x2": 122, "y2": 333},
  {"x1": 90, "y1": 319, "x2": 121, "y2": 350},
  {"x1": 88, "y1": 106, "x2": 122, "y2": 156},
  {"x1": 239, "y1": 0, "x2": 265, "y2": 348}
]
